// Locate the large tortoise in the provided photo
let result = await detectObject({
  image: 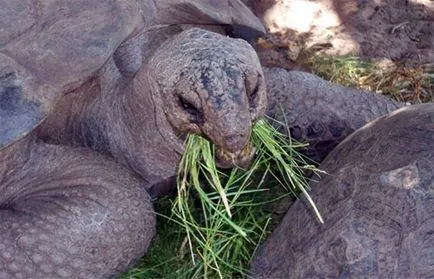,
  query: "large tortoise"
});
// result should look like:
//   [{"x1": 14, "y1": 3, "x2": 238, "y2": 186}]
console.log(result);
[
  {"x1": 250, "y1": 69, "x2": 434, "y2": 277},
  {"x1": 1, "y1": 1, "x2": 268, "y2": 278},
  {"x1": 1, "y1": 0, "x2": 266, "y2": 196},
  {"x1": 1, "y1": 0, "x2": 430, "y2": 278}
]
